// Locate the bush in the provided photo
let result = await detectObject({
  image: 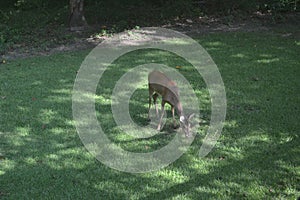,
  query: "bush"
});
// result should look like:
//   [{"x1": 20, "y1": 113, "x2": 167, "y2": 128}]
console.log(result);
[
  {"x1": 259, "y1": 0, "x2": 299, "y2": 12},
  {"x1": 203, "y1": 0, "x2": 298, "y2": 14},
  {"x1": 204, "y1": 0, "x2": 259, "y2": 14}
]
